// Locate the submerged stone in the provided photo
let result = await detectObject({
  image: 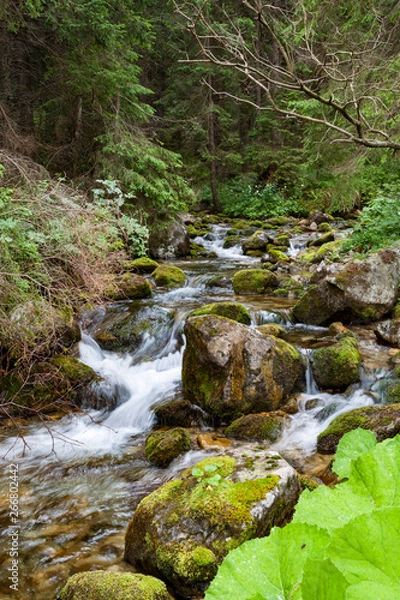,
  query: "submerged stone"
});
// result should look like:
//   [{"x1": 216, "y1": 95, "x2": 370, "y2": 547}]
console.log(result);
[{"x1": 124, "y1": 444, "x2": 300, "y2": 597}]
